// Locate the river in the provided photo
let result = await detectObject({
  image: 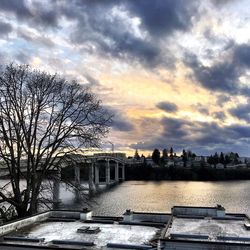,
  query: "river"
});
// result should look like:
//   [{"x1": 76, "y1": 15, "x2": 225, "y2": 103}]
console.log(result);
[{"x1": 59, "y1": 180, "x2": 250, "y2": 216}]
